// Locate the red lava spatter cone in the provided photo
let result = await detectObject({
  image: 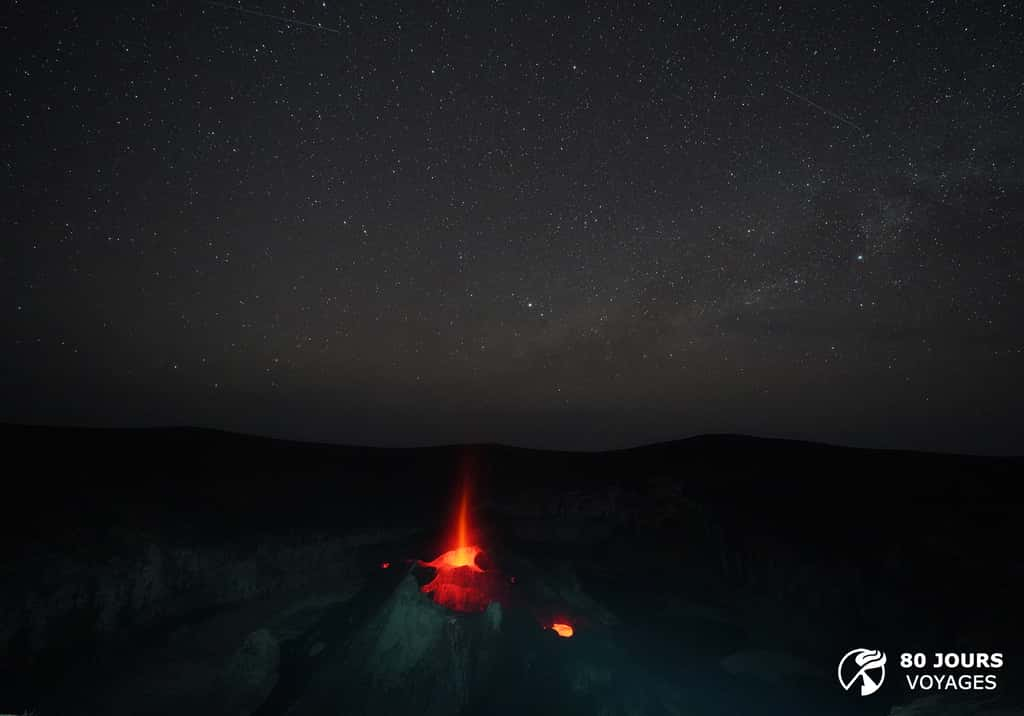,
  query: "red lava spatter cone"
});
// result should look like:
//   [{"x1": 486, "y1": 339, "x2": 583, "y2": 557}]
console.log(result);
[
  {"x1": 418, "y1": 479, "x2": 500, "y2": 612},
  {"x1": 293, "y1": 462, "x2": 574, "y2": 715}
]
